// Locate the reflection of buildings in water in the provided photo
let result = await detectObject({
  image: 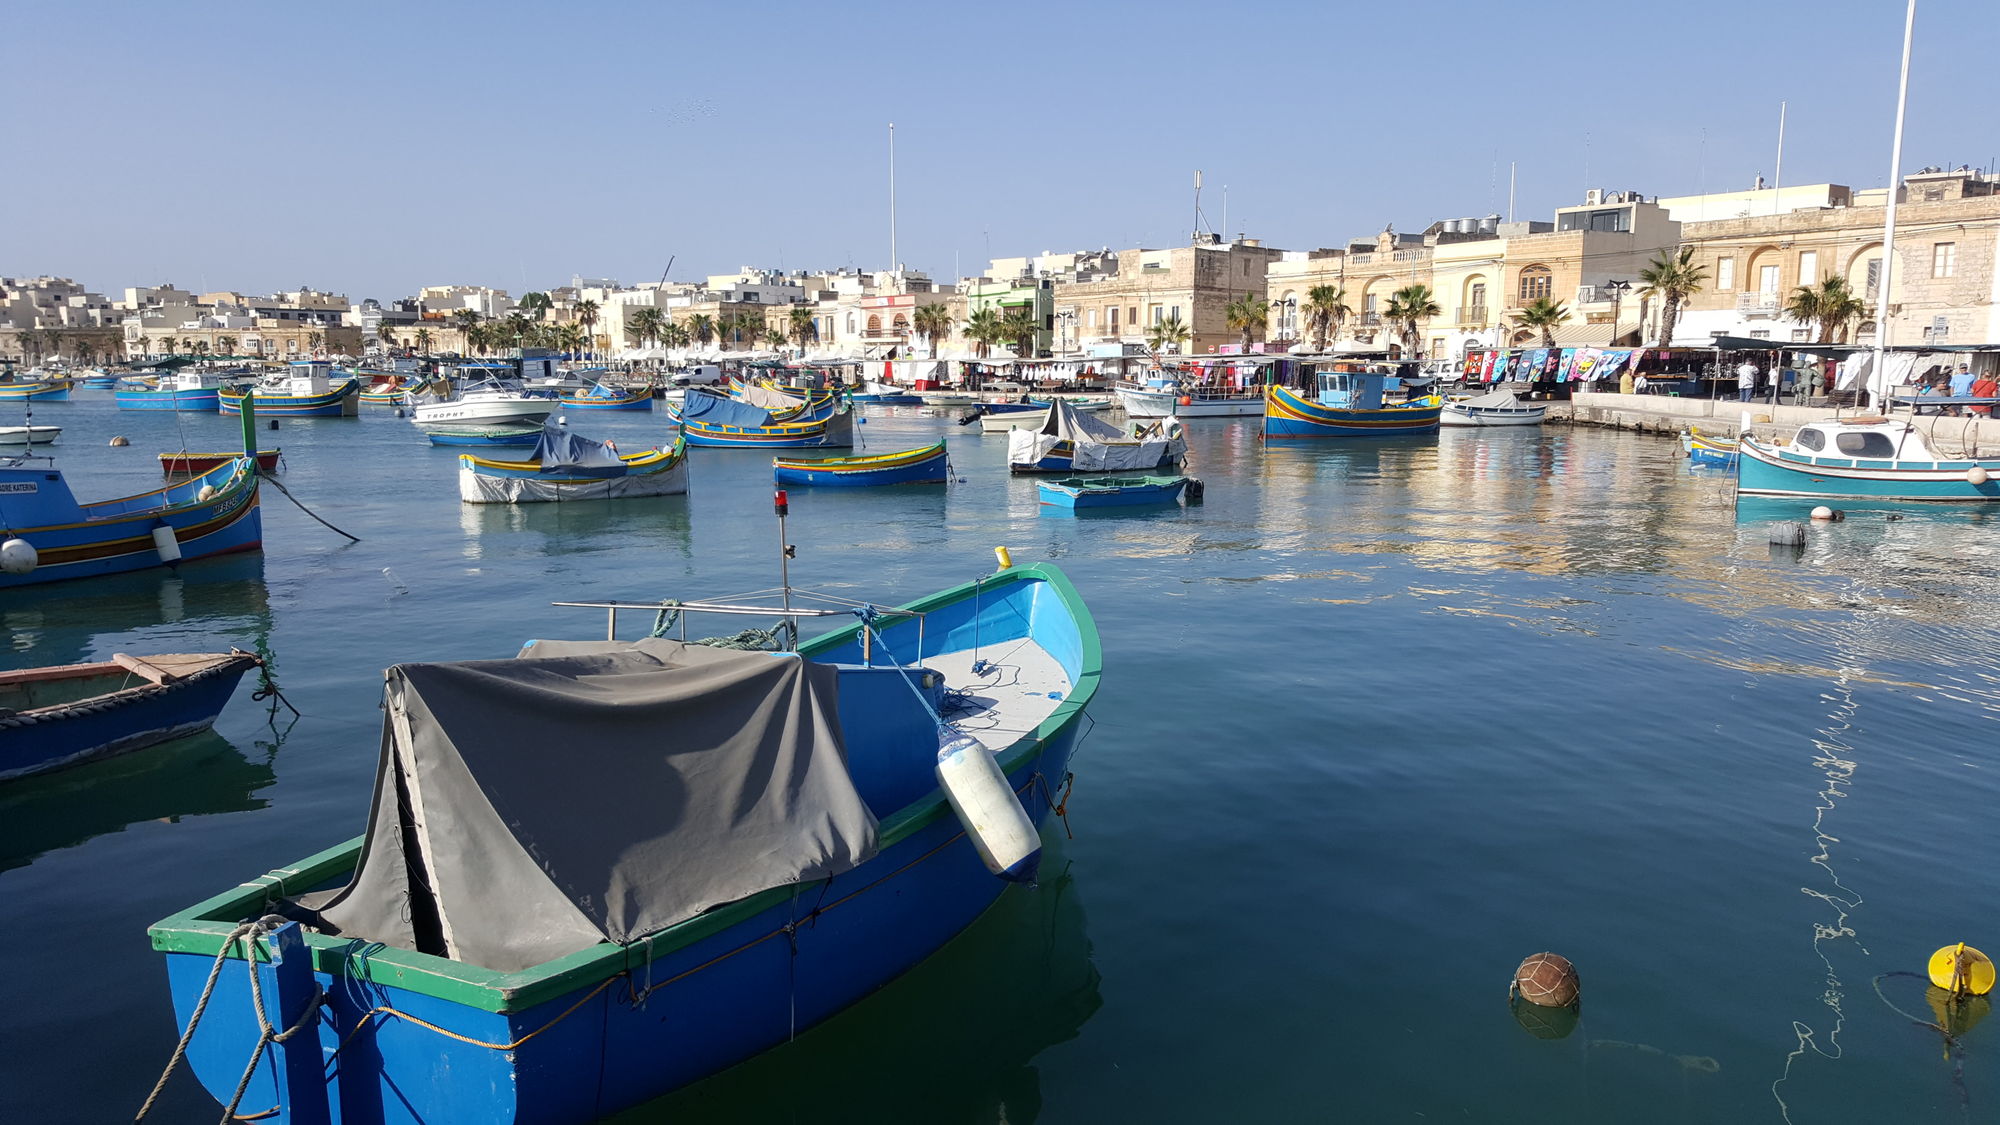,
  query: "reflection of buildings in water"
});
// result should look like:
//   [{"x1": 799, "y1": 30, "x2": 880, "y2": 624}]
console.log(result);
[
  {"x1": 619, "y1": 842, "x2": 1100, "y2": 1125},
  {"x1": 0, "y1": 732, "x2": 276, "y2": 873}
]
